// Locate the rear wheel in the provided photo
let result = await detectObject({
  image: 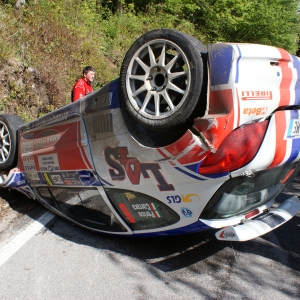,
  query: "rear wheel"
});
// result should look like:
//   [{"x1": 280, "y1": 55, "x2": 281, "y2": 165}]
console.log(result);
[
  {"x1": 120, "y1": 29, "x2": 207, "y2": 131},
  {"x1": 0, "y1": 114, "x2": 25, "y2": 171}
]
